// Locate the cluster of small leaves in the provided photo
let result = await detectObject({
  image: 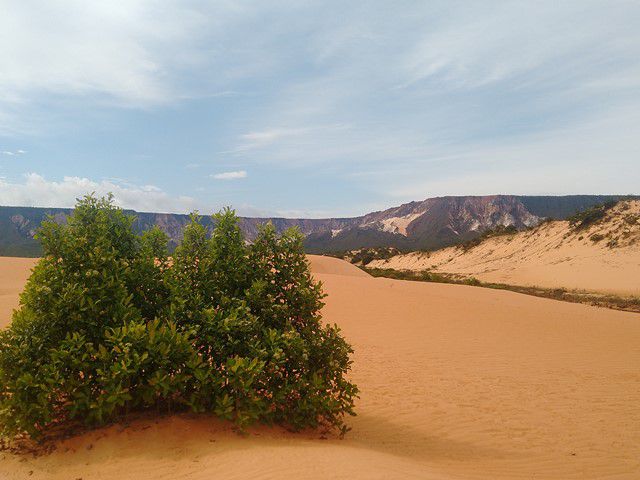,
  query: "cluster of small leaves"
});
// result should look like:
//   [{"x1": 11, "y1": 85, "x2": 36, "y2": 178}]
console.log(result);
[{"x1": 0, "y1": 194, "x2": 357, "y2": 440}]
